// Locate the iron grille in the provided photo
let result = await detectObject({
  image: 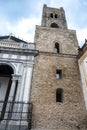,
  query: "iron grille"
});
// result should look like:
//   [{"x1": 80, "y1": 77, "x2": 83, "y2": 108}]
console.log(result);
[{"x1": 0, "y1": 101, "x2": 32, "y2": 130}]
